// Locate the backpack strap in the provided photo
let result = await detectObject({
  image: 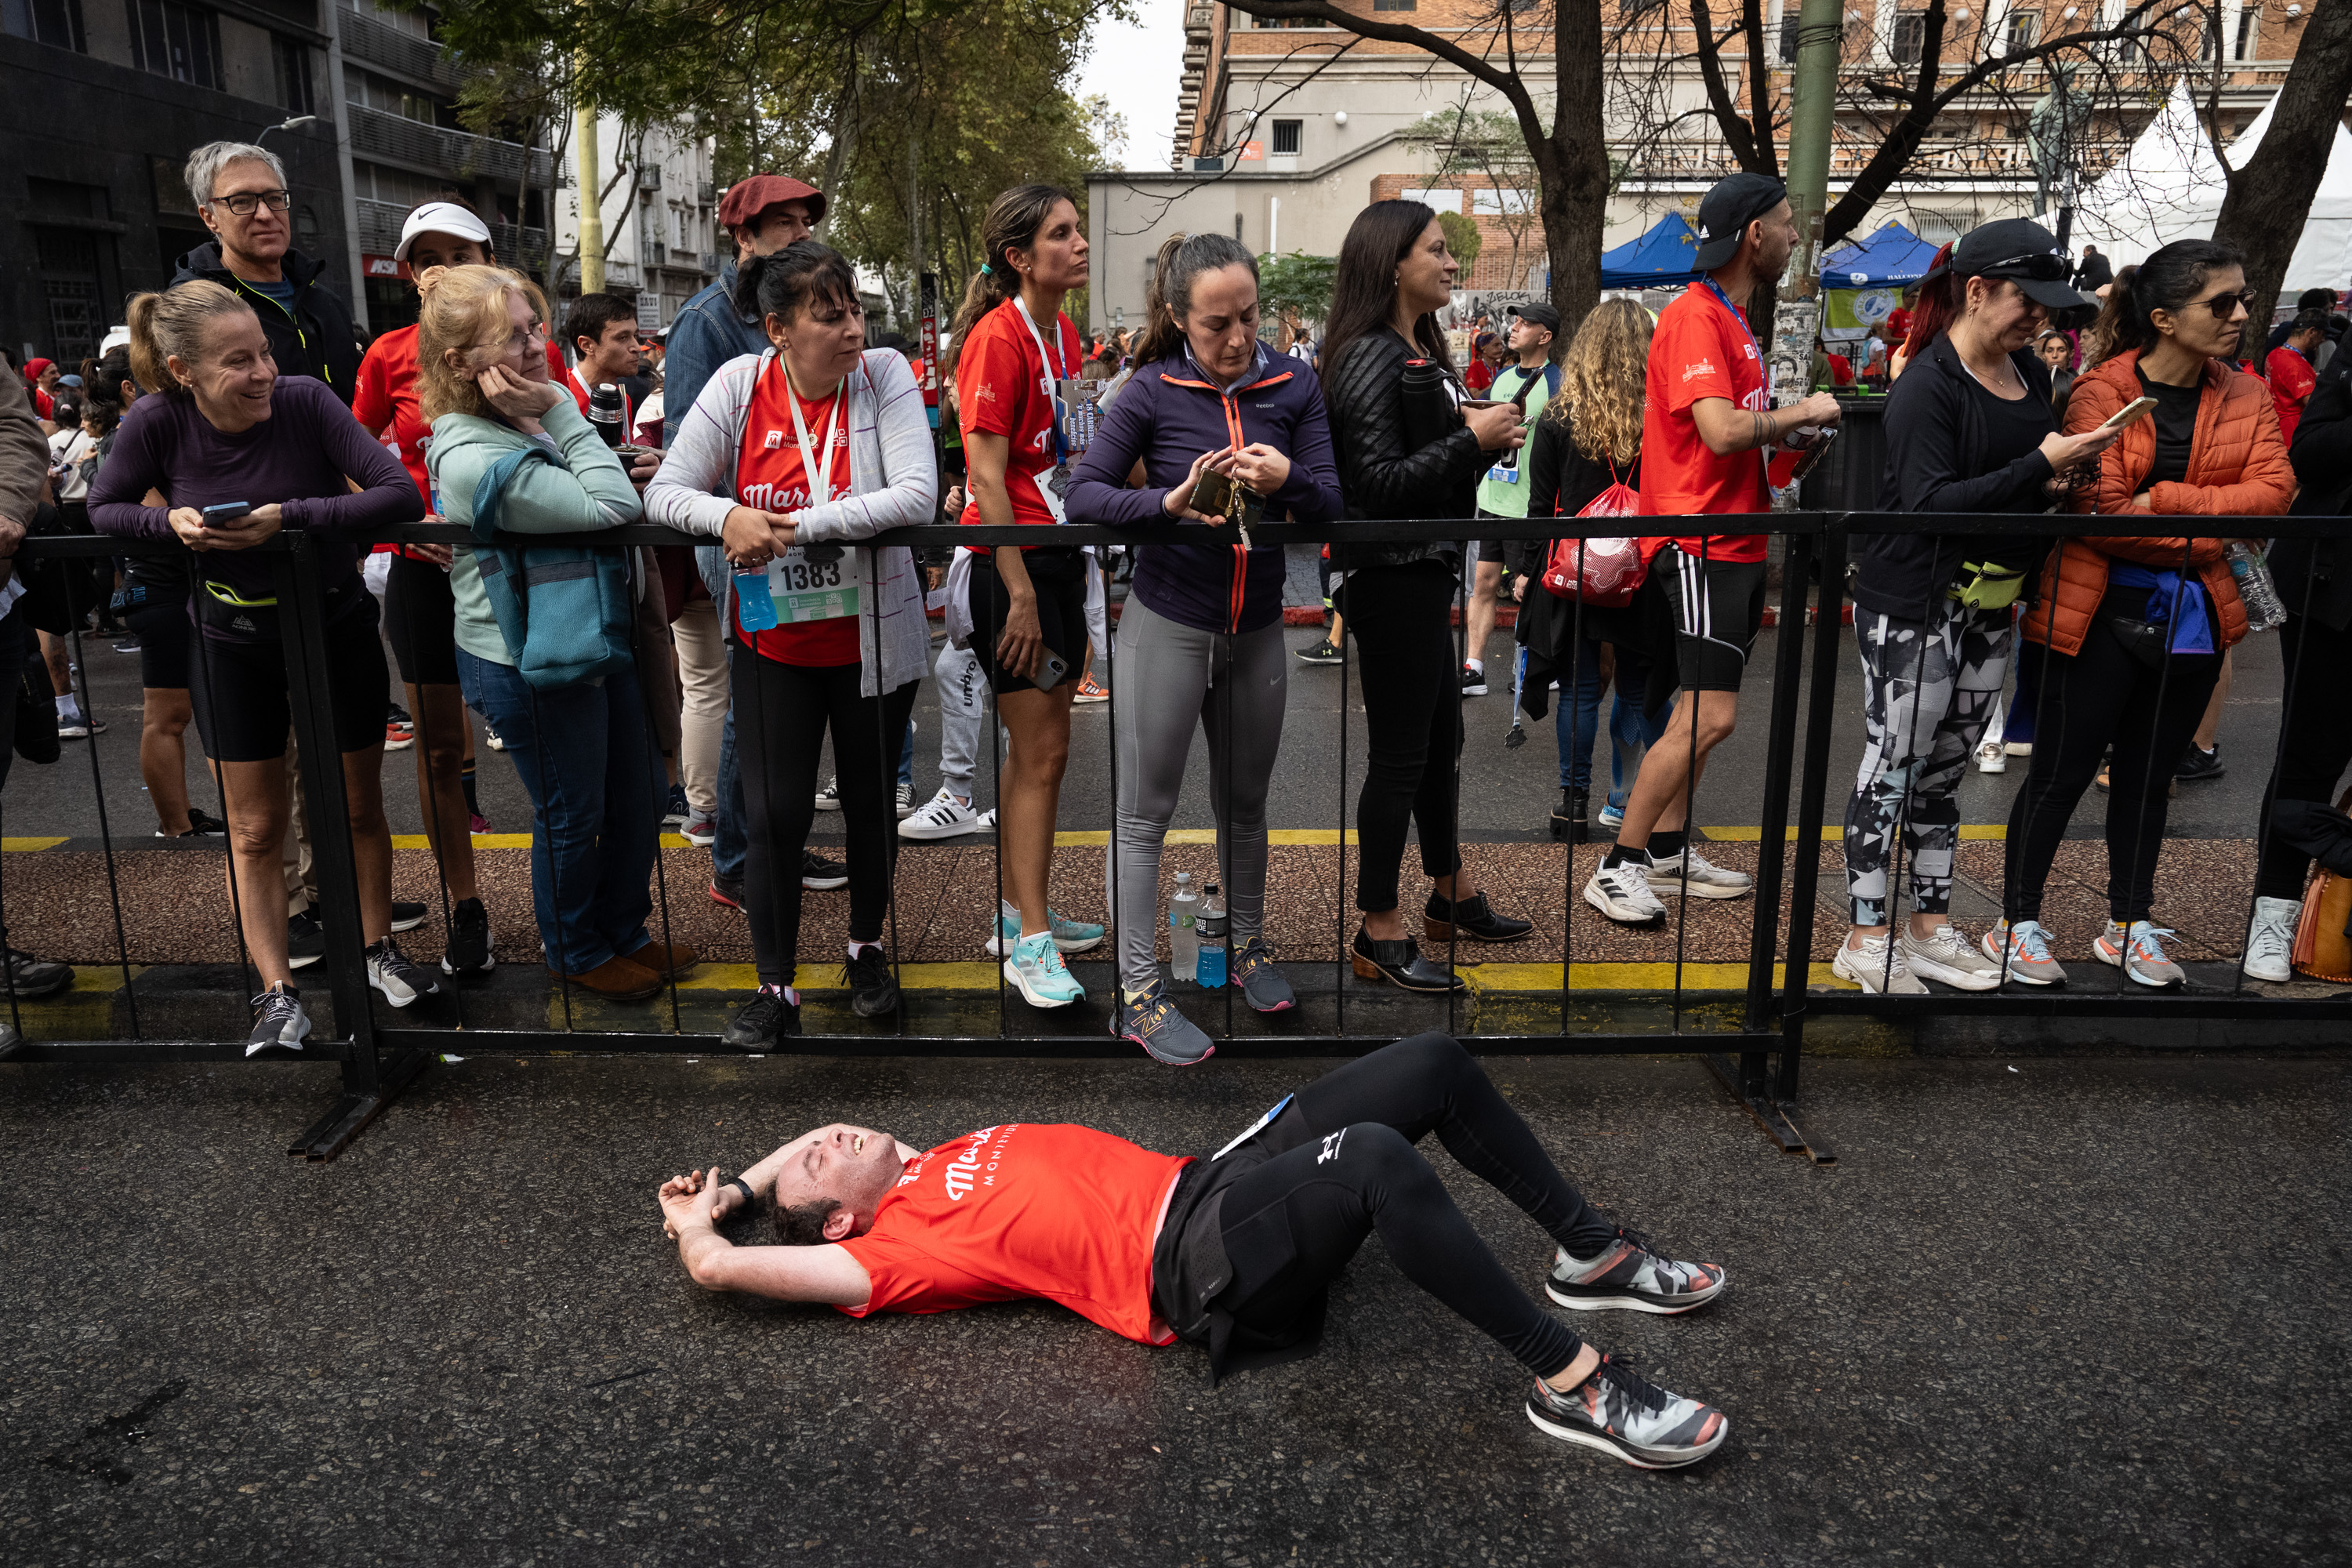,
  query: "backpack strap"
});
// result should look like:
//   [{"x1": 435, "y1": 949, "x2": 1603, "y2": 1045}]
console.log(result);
[{"x1": 467, "y1": 442, "x2": 568, "y2": 545}]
